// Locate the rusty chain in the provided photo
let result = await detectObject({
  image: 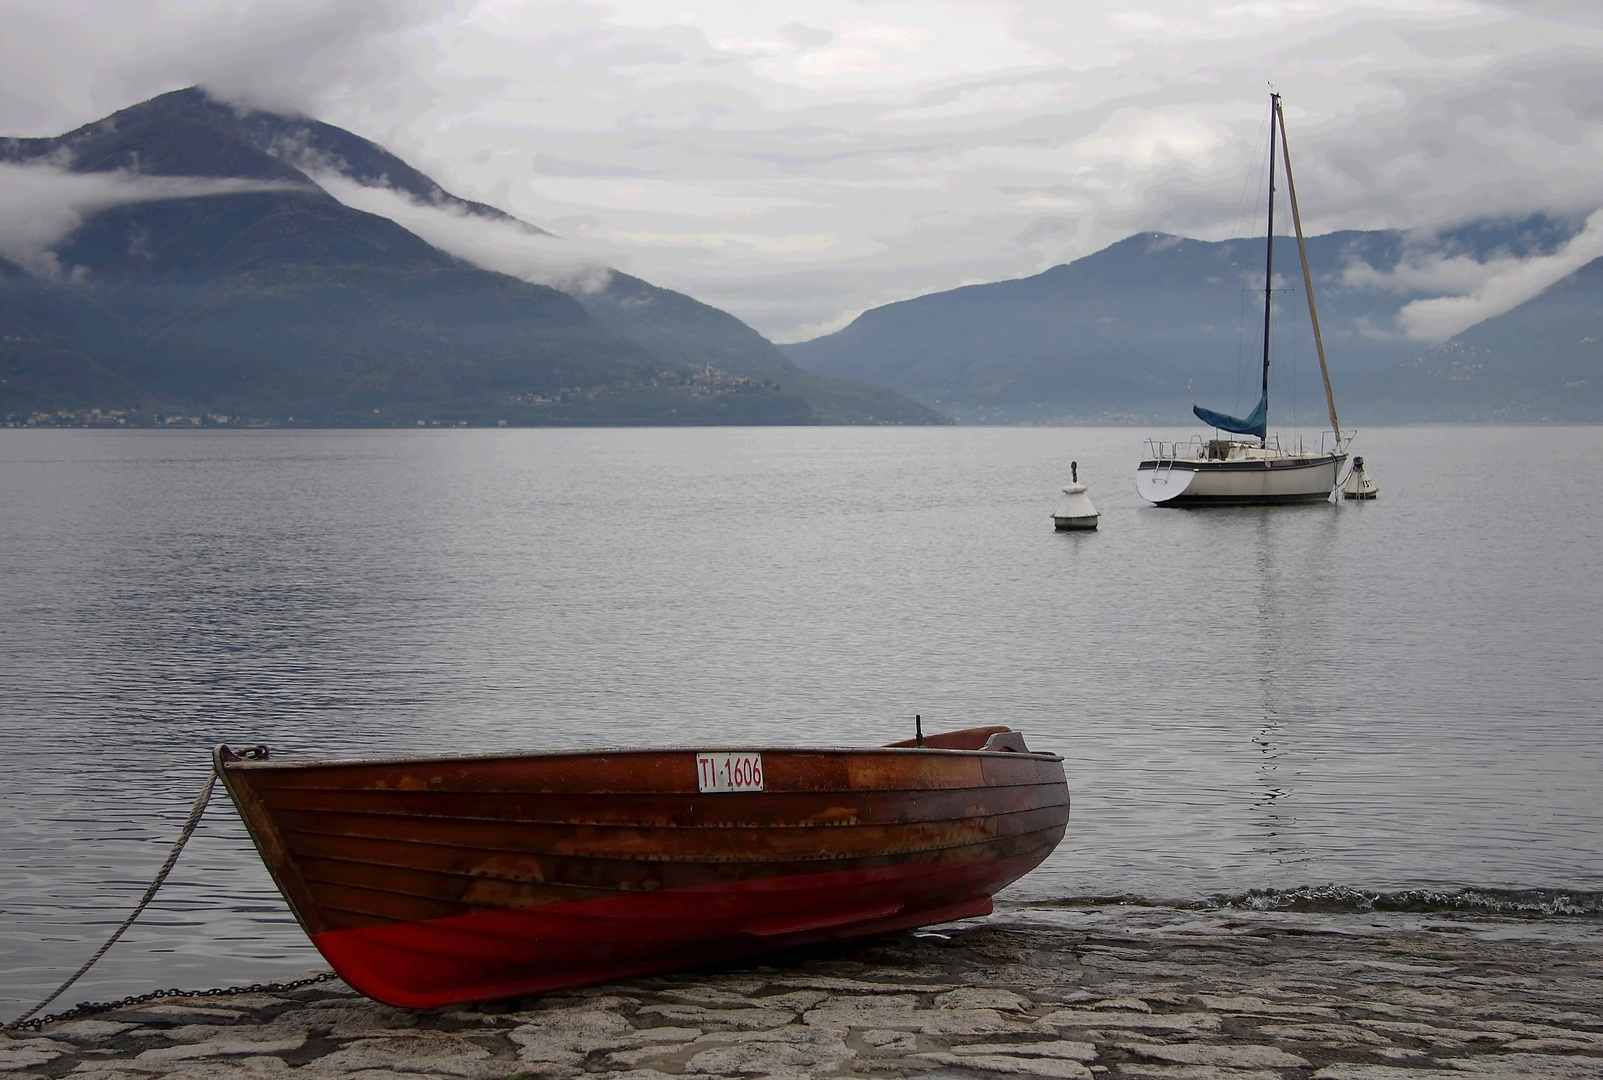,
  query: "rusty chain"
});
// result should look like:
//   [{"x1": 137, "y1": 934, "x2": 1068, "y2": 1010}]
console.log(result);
[{"x1": 4, "y1": 971, "x2": 342, "y2": 1034}]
